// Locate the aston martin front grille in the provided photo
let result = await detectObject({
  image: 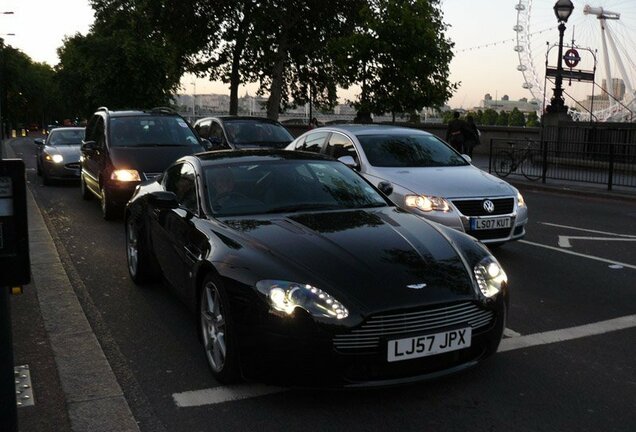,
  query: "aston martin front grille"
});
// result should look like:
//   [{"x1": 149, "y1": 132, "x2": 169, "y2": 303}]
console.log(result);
[
  {"x1": 333, "y1": 302, "x2": 494, "y2": 352},
  {"x1": 452, "y1": 198, "x2": 514, "y2": 216}
]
